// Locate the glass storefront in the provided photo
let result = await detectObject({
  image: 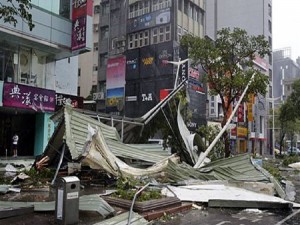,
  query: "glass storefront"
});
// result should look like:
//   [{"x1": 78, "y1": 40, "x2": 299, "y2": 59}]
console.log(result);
[
  {"x1": 31, "y1": 0, "x2": 71, "y2": 19},
  {"x1": 0, "y1": 41, "x2": 55, "y2": 89}
]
